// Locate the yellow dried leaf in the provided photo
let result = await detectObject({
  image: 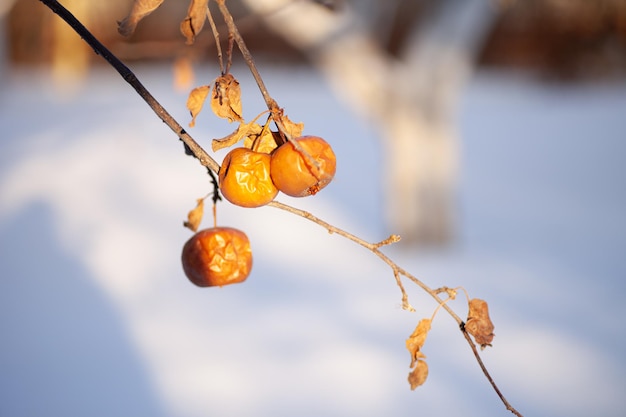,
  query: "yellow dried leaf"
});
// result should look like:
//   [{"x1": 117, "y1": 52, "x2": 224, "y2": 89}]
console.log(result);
[
  {"x1": 180, "y1": 0, "x2": 209, "y2": 45},
  {"x1": 406, "y1": 318, "x2": 431, "y2": 368},
  {"x1": 118, "y1": 0, "x2": 165, "y2": 37},
  {"x1": 465, "y1": 298, "x2": 495, "y2": 349},
  {"x1": 244, "y1": 130, "x2": 279, "y2": 154},
  {"x1": 173, "y1": 56, "x2": 195, "y2": 92},
  {"x1": 212, "y1": 122, "x2": 262, "y2": 152},
  {"x1": 407, "y1": 359, "x2": 429, "y2": 390},
  {"x1": 183, "y1": 198, "x2": 205, "y2": 232},
  {"x1": 280, "y1": 114, "x2": 304, "y2": 138},
  {"x1": 186, "y1": 85, "x2": 210, "y2": 128},
  {"x1": 211, "y1": 74, "x2": 243, "y2": 123}
]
